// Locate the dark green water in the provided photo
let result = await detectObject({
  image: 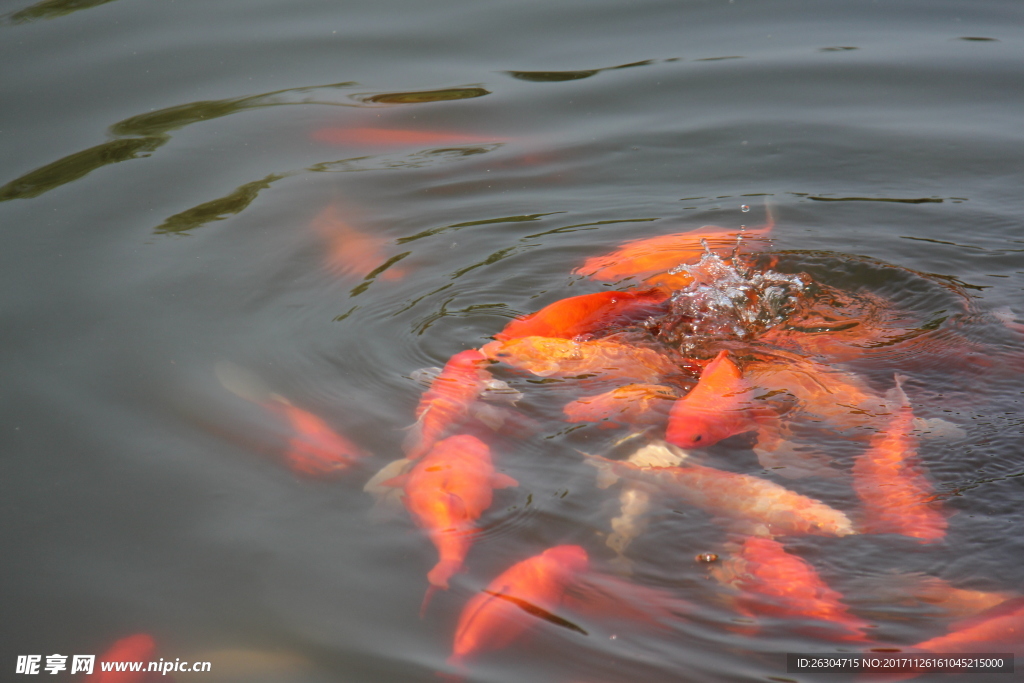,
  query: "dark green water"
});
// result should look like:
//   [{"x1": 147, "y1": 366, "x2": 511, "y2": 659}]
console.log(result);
[{"x1": 2, "y1": 1, "x2": 1023, "y2": 681}]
